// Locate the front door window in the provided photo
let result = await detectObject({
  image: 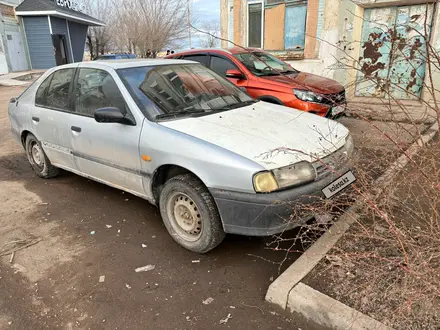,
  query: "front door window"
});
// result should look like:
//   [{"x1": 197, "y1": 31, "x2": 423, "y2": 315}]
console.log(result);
[{"x1": 75, "y1": 68, "x2": 127, "y2": 116}]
